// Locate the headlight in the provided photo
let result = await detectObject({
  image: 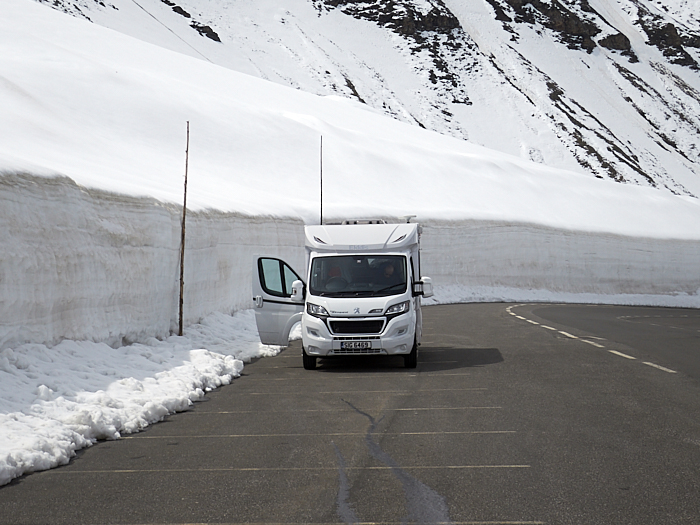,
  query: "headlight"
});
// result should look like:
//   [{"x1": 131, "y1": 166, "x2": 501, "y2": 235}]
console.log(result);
[
  {"x1": 307, "y1": 303, "x2": 329, "y2": 318},
  {"x1": 386, "y1": 300, "x2": 410, "y2": 318}
]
